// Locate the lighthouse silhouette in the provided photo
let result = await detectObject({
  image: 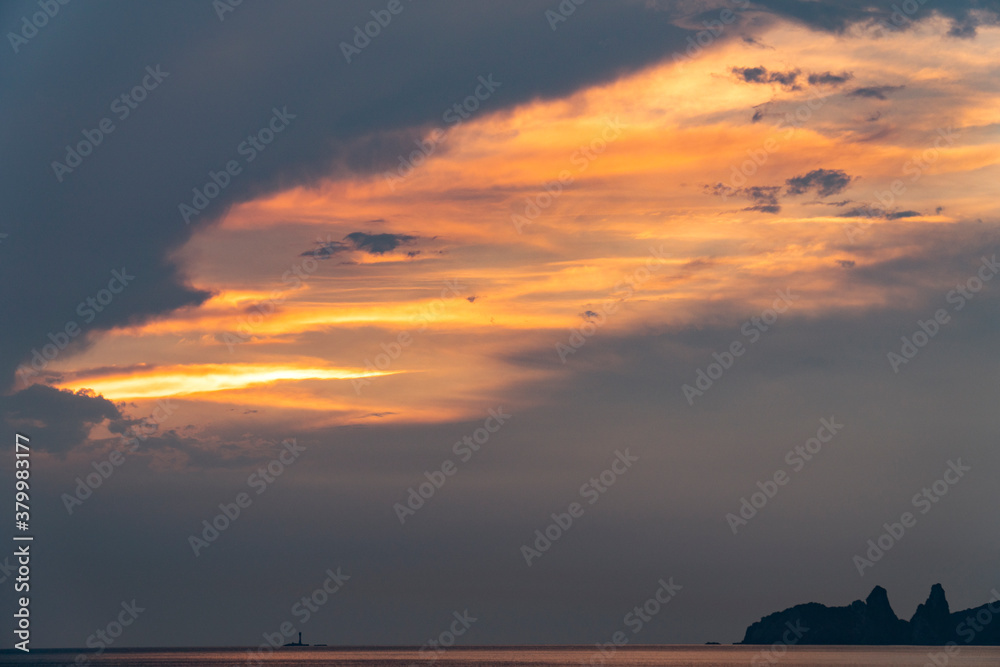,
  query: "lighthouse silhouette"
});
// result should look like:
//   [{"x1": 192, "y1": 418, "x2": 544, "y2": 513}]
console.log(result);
[{"x1": 283, "y1": 631, "x2": 307, "y2": 647}]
